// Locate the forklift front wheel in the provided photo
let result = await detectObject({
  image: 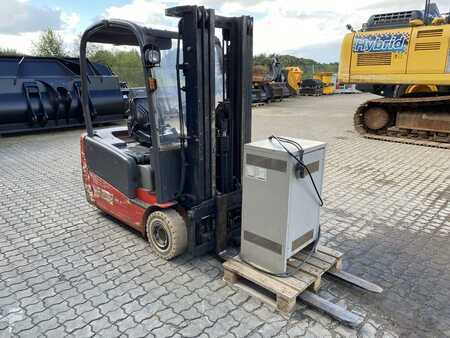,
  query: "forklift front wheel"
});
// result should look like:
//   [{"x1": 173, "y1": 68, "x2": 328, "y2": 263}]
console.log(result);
[{"x1": 146, "y1": 209, "x2": 187, "y2": 260}]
